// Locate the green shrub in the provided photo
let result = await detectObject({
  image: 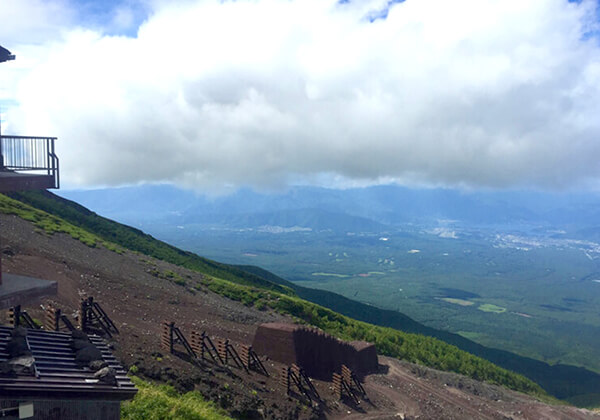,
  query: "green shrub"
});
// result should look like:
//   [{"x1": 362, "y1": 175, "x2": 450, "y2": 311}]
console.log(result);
[{"x1": 121, "y1": 376, "x2": 232, "y2": 420}]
